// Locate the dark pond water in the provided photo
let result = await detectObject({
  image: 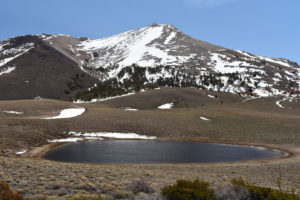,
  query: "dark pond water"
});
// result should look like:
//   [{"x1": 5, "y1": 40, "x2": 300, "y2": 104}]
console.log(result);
[{"x1": 43, "y1": 140, "x2": 284, "y2": 164}]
